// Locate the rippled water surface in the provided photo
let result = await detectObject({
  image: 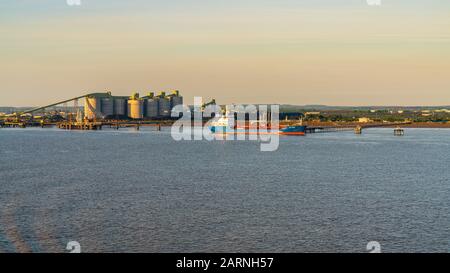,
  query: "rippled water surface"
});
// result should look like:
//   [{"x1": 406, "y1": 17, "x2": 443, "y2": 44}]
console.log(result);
[{"x1": 0, "y1": 127, "x2": 449, "y2": 252}]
